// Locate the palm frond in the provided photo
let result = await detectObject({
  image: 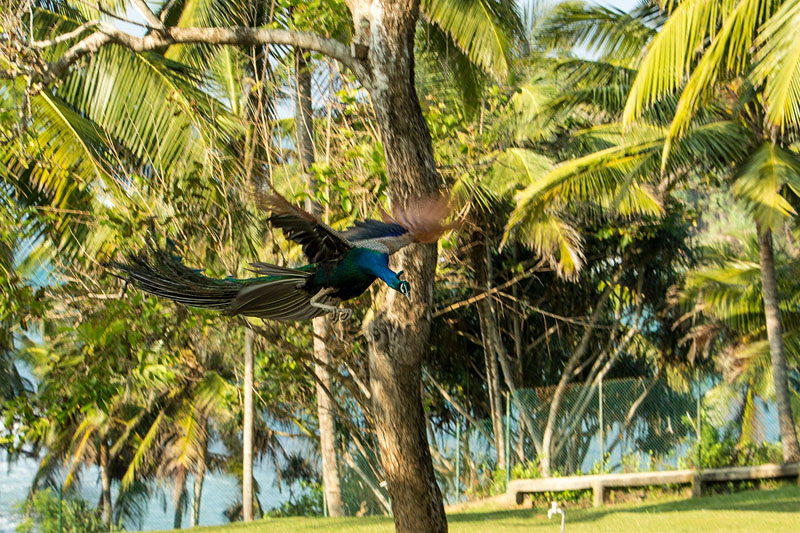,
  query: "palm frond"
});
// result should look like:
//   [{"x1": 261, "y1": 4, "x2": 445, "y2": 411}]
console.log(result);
[
  {"x1": 662, "y1": 0, "x2": 776, "y2": 164},
  {"x1": 623, "y1": 0, "x2": 736, "y2": 125},
  {"x1": 751, "y1": 0, "x2": 800, "y2": 132},
  {"x1": 537, "y1": 0, "x2": 661, "y2": 65},
  {"x1": 421, "y1": 0, "x2": 526, "y2": 80},
  {"x1": 508, "y1": 210, "x2": 584, "y2": 278},
  {"x1": 122, "y1": 409, "x2": 167, "y2": 488},
  {"x1": 486, "y1": 147, "x2": 553, "y2": 197},
  {"x1": 417, "y1": 19, "x2": 487, "y2": 112},
  {"x1": 732, "y1": 142, "x2": 800, "y2": 231},
  {"x1": 508, "y1": 81, "x2": 558, "y2": 142}
]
